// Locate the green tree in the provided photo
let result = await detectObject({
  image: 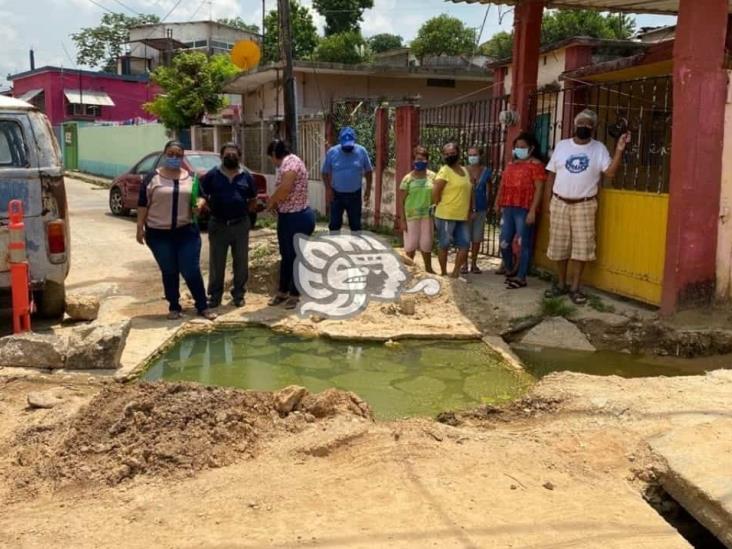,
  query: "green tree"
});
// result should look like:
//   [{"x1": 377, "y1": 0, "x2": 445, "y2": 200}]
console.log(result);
[
  {"x1": 263, "y1": 1, "x2": 319, "y2": 64},
  {"x1": 479, "y1": 30, "x2": 513, "y2": 60},
  {"x1": 314, "y1": 31, "x2": 371, "y2": 64},
  {"x1": 71, "y1": 12, "x2": 160, "y2": 71},
  {"x1": 480, "y1": 9, "x2": 636, "y2": 60},
  {"x1": 217, "y1": 17, "x2": 259, "y2": 34},
  {"x1": 410, "y1": 14, "x2": 476, "y2": 61},
  {"x1": 368, "y1": 33, "x2": 403, "y2": 53},
  {"x1": 312, "y1": 0, "x2": 374, "y2": 36},
  {"x1": 145, "y1": 52, "x2": 238, "y2": 131}
]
